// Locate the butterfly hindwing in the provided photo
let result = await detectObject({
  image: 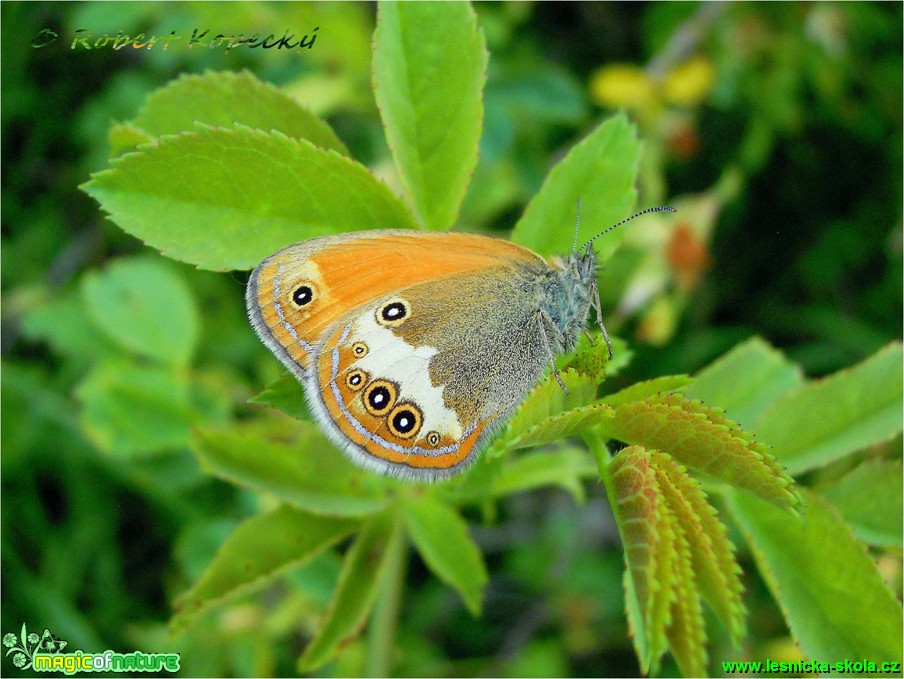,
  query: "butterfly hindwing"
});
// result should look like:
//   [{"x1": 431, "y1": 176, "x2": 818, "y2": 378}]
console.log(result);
[{"x1": 309, "y1": 265, "x2": 554, "y2": 479}]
